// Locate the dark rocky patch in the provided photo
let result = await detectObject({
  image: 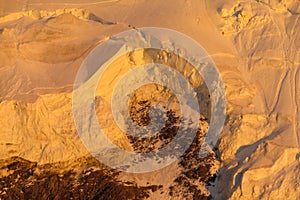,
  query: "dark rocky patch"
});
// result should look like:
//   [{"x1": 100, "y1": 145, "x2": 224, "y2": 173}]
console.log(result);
[
  {"x1": 127, "y1": 98, "x2": 217, "y2": 199},
  {"x1": 0, "y1": 157, "x2": 157, "y2": 200},
  {"x1": 168, "y1": 119, "x2": 217, "y2": 200},
  {"x1": 128, "y1": 101, "x2": 179, "y2": 153}
]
